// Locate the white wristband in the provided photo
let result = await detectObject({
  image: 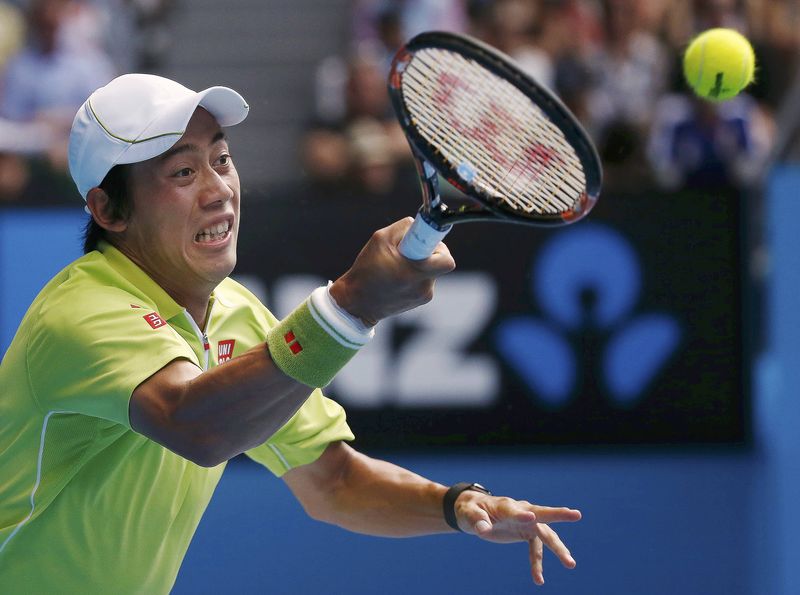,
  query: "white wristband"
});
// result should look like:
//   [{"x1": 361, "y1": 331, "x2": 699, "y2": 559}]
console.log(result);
[{"x1": 308, "y1": 284, "x2": 375, "y2": 349}]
